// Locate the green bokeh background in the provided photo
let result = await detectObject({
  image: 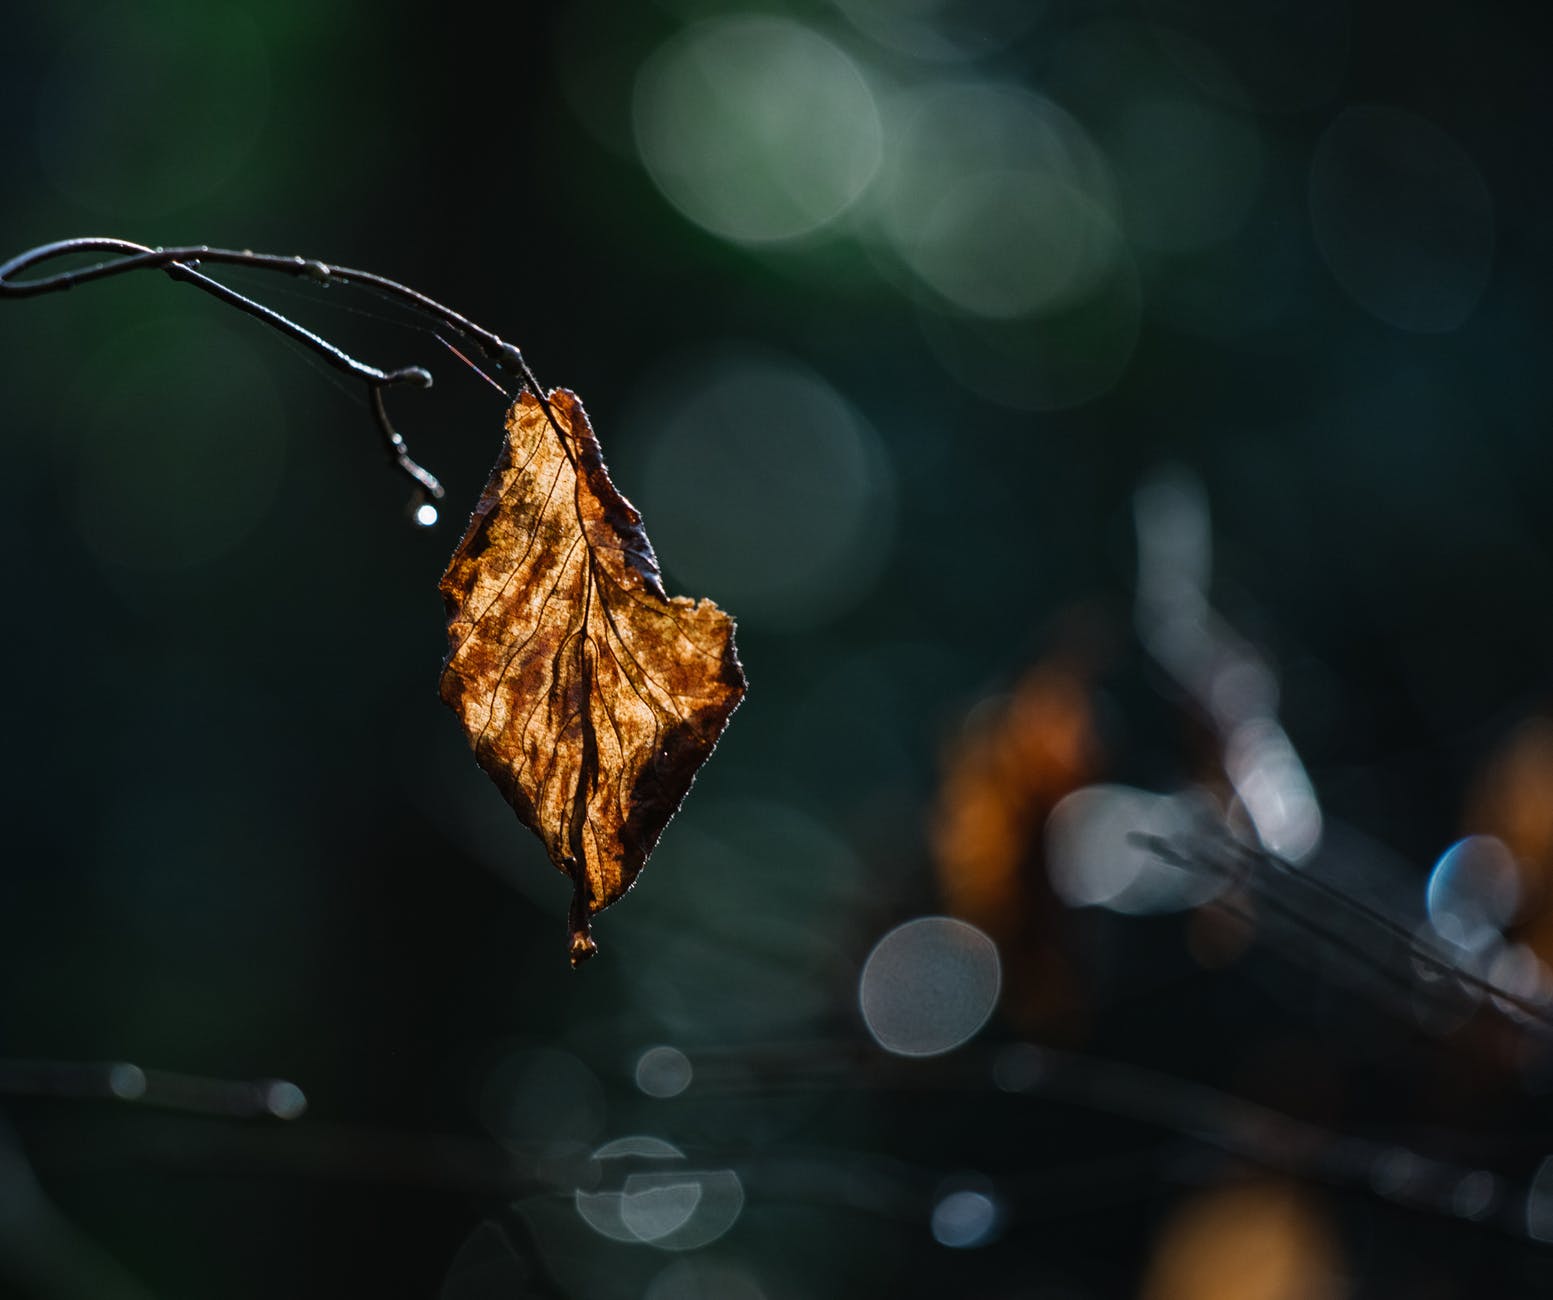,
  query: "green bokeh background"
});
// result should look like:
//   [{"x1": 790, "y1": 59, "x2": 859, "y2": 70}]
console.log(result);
[{"x1": 3, "y1": 1, "x2": 1553, "y2": 1296}]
